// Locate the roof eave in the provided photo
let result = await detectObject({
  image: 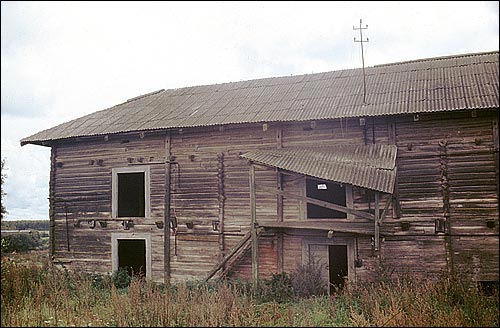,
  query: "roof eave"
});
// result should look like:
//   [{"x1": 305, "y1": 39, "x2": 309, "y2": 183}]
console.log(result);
[{"x1": 20, "y1": 140, "x2": 52, "y2": 147}]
